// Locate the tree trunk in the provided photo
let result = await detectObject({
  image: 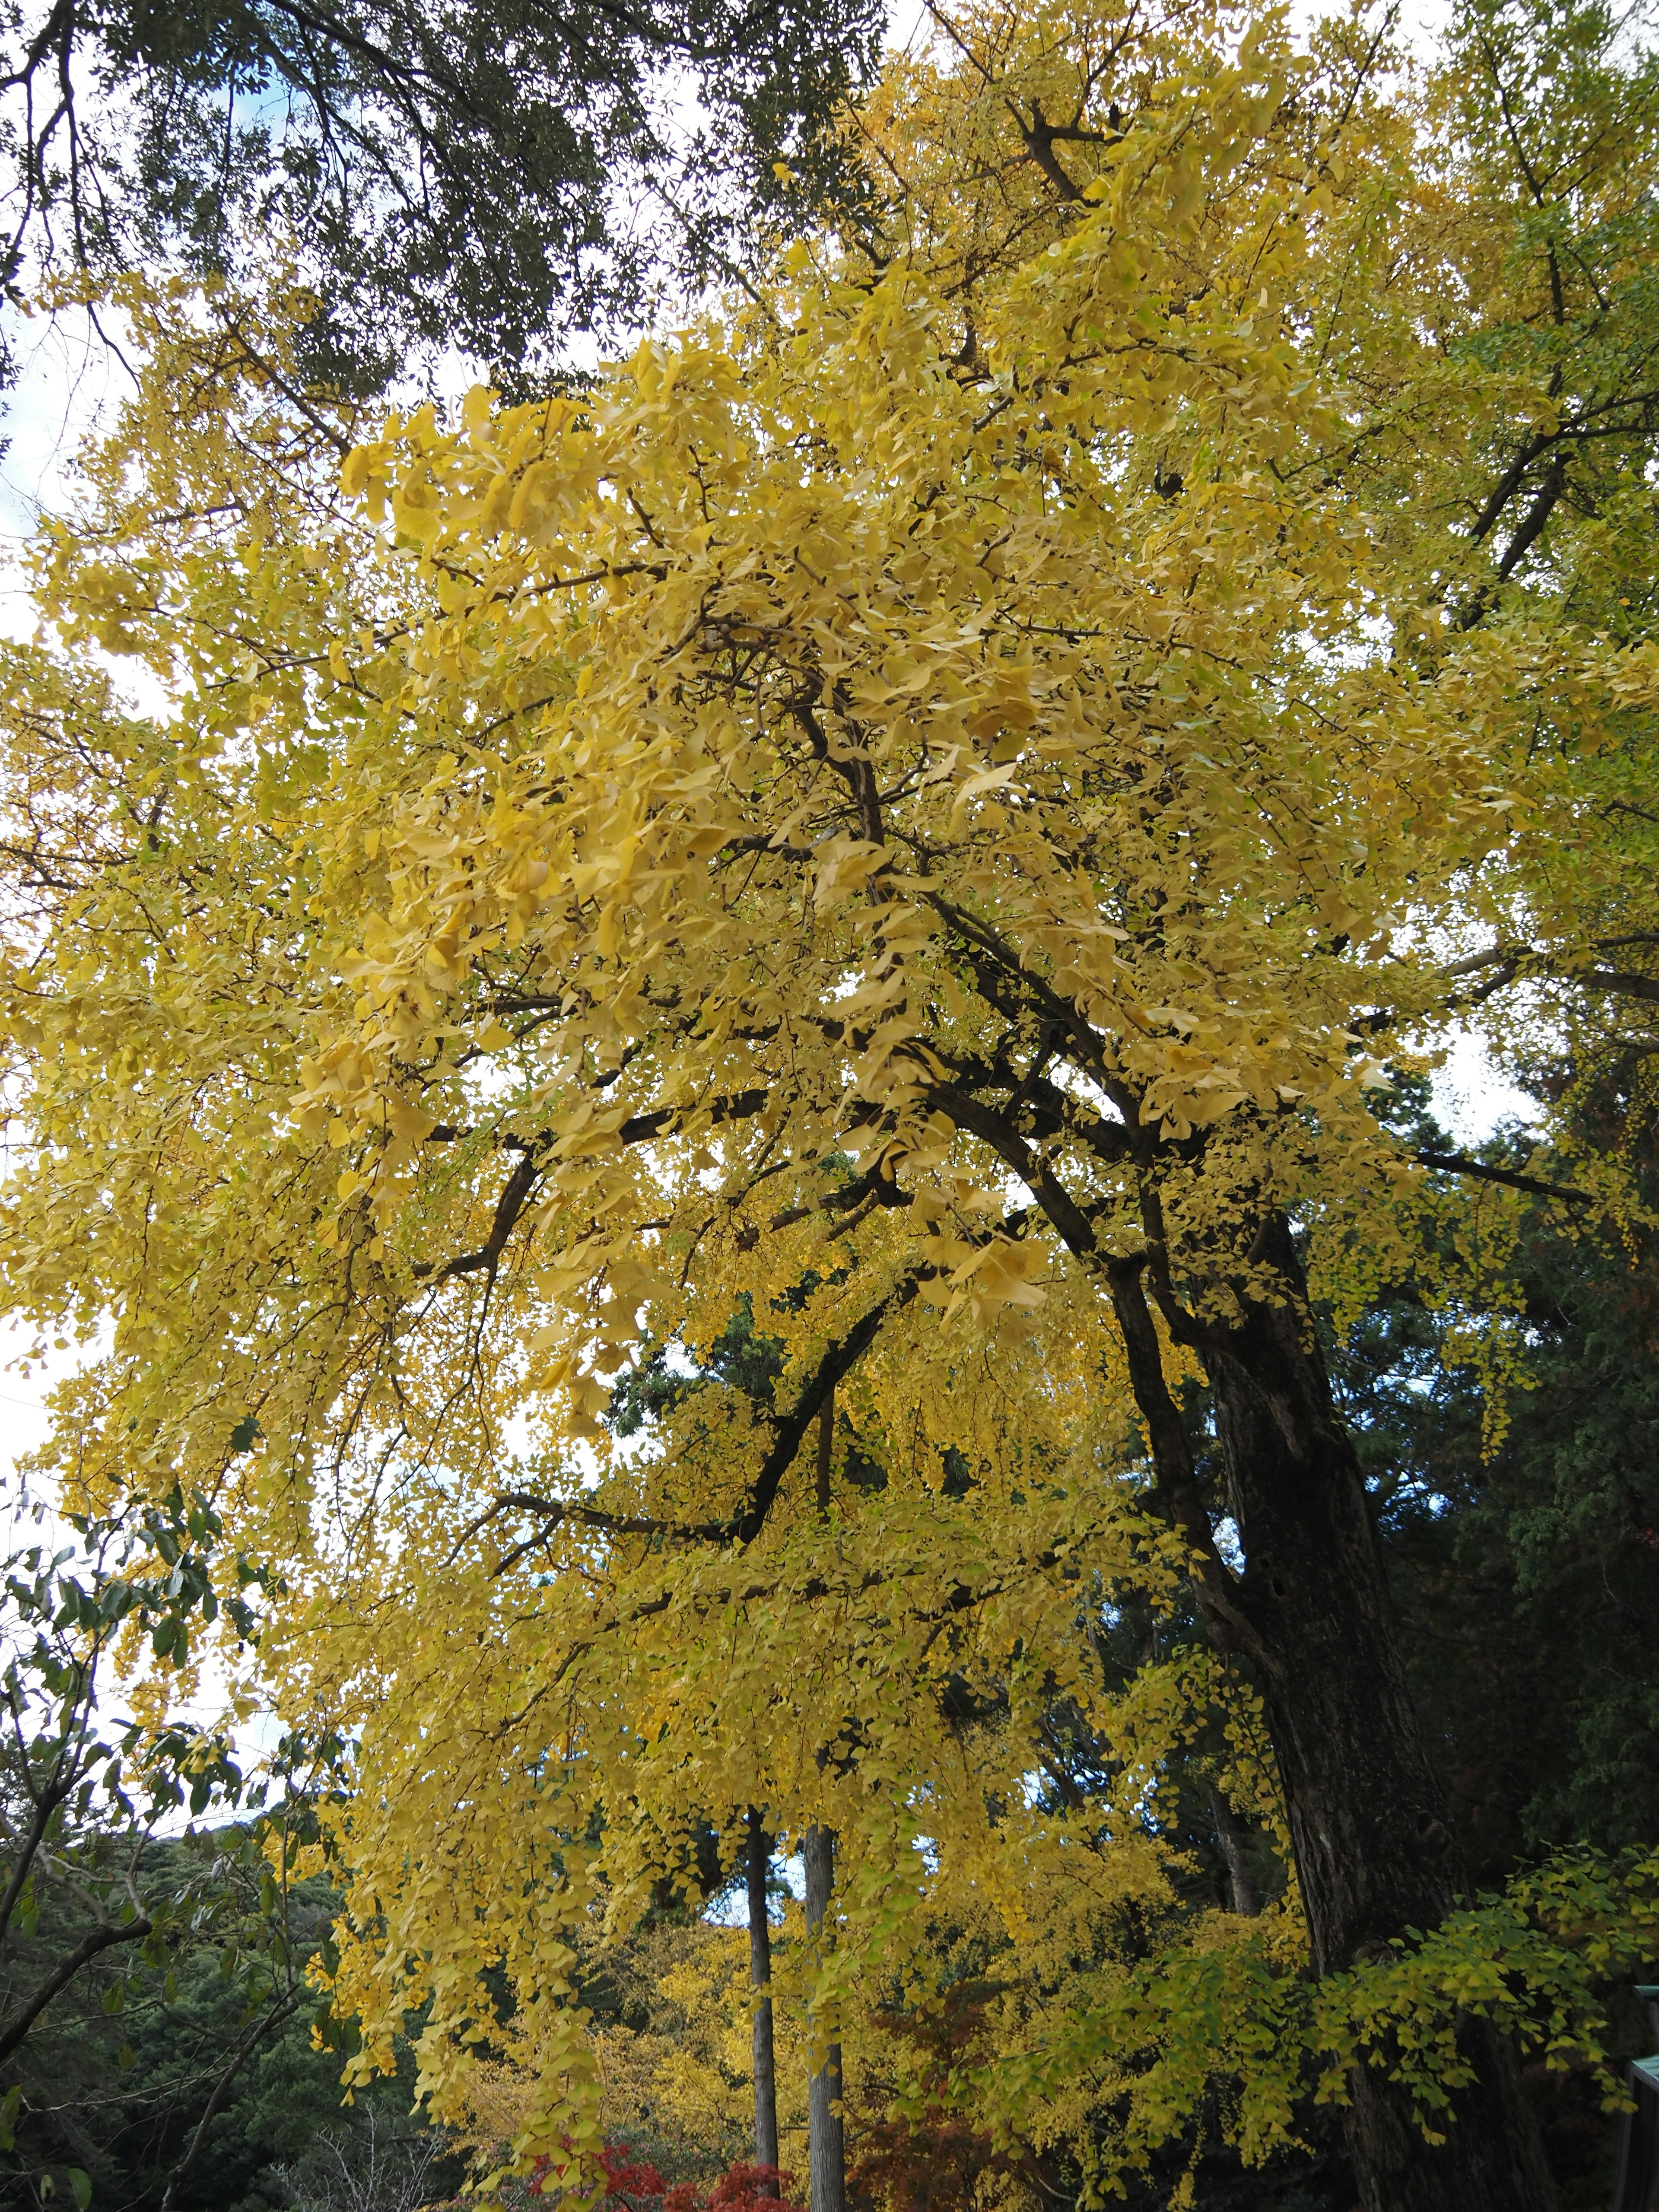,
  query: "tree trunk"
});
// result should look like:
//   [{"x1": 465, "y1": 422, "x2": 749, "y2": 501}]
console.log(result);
[
  {"x1": 1208, "y1": 1783, "x2": 1258, "y2": 1918},
  {"x1": 1200, "y1": 1214, "x2": 1557, "y2": 2212},
  {"x1": 803, "y1": 1823, "x2": 845, "y2": 2212},
  {"x1": 747, "y1": 1809, "x2": 780, "y2": 2191},
  {"x1": 816, "y1": 1394, "x2": 834, "y2": 1515}
]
